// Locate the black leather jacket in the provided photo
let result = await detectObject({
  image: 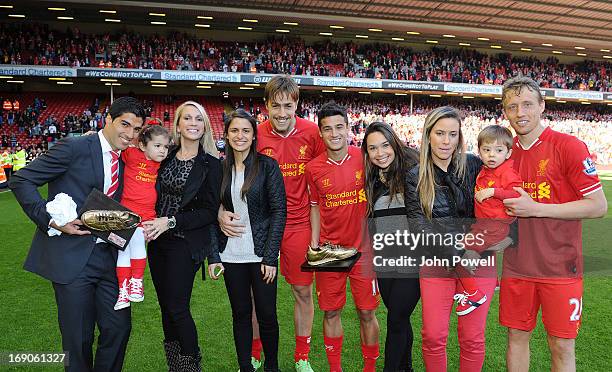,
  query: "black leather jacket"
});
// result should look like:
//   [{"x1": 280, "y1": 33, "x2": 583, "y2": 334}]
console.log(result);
[
  {"x1": 209, "y1": 152, "x2": 287, "y2": 266},
  {"x1": 404, "y1": 154, "x2": 482, "y2": 259},
  {"x1": 153, "y1": 146, "x2": 222, "y2": 264}
]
